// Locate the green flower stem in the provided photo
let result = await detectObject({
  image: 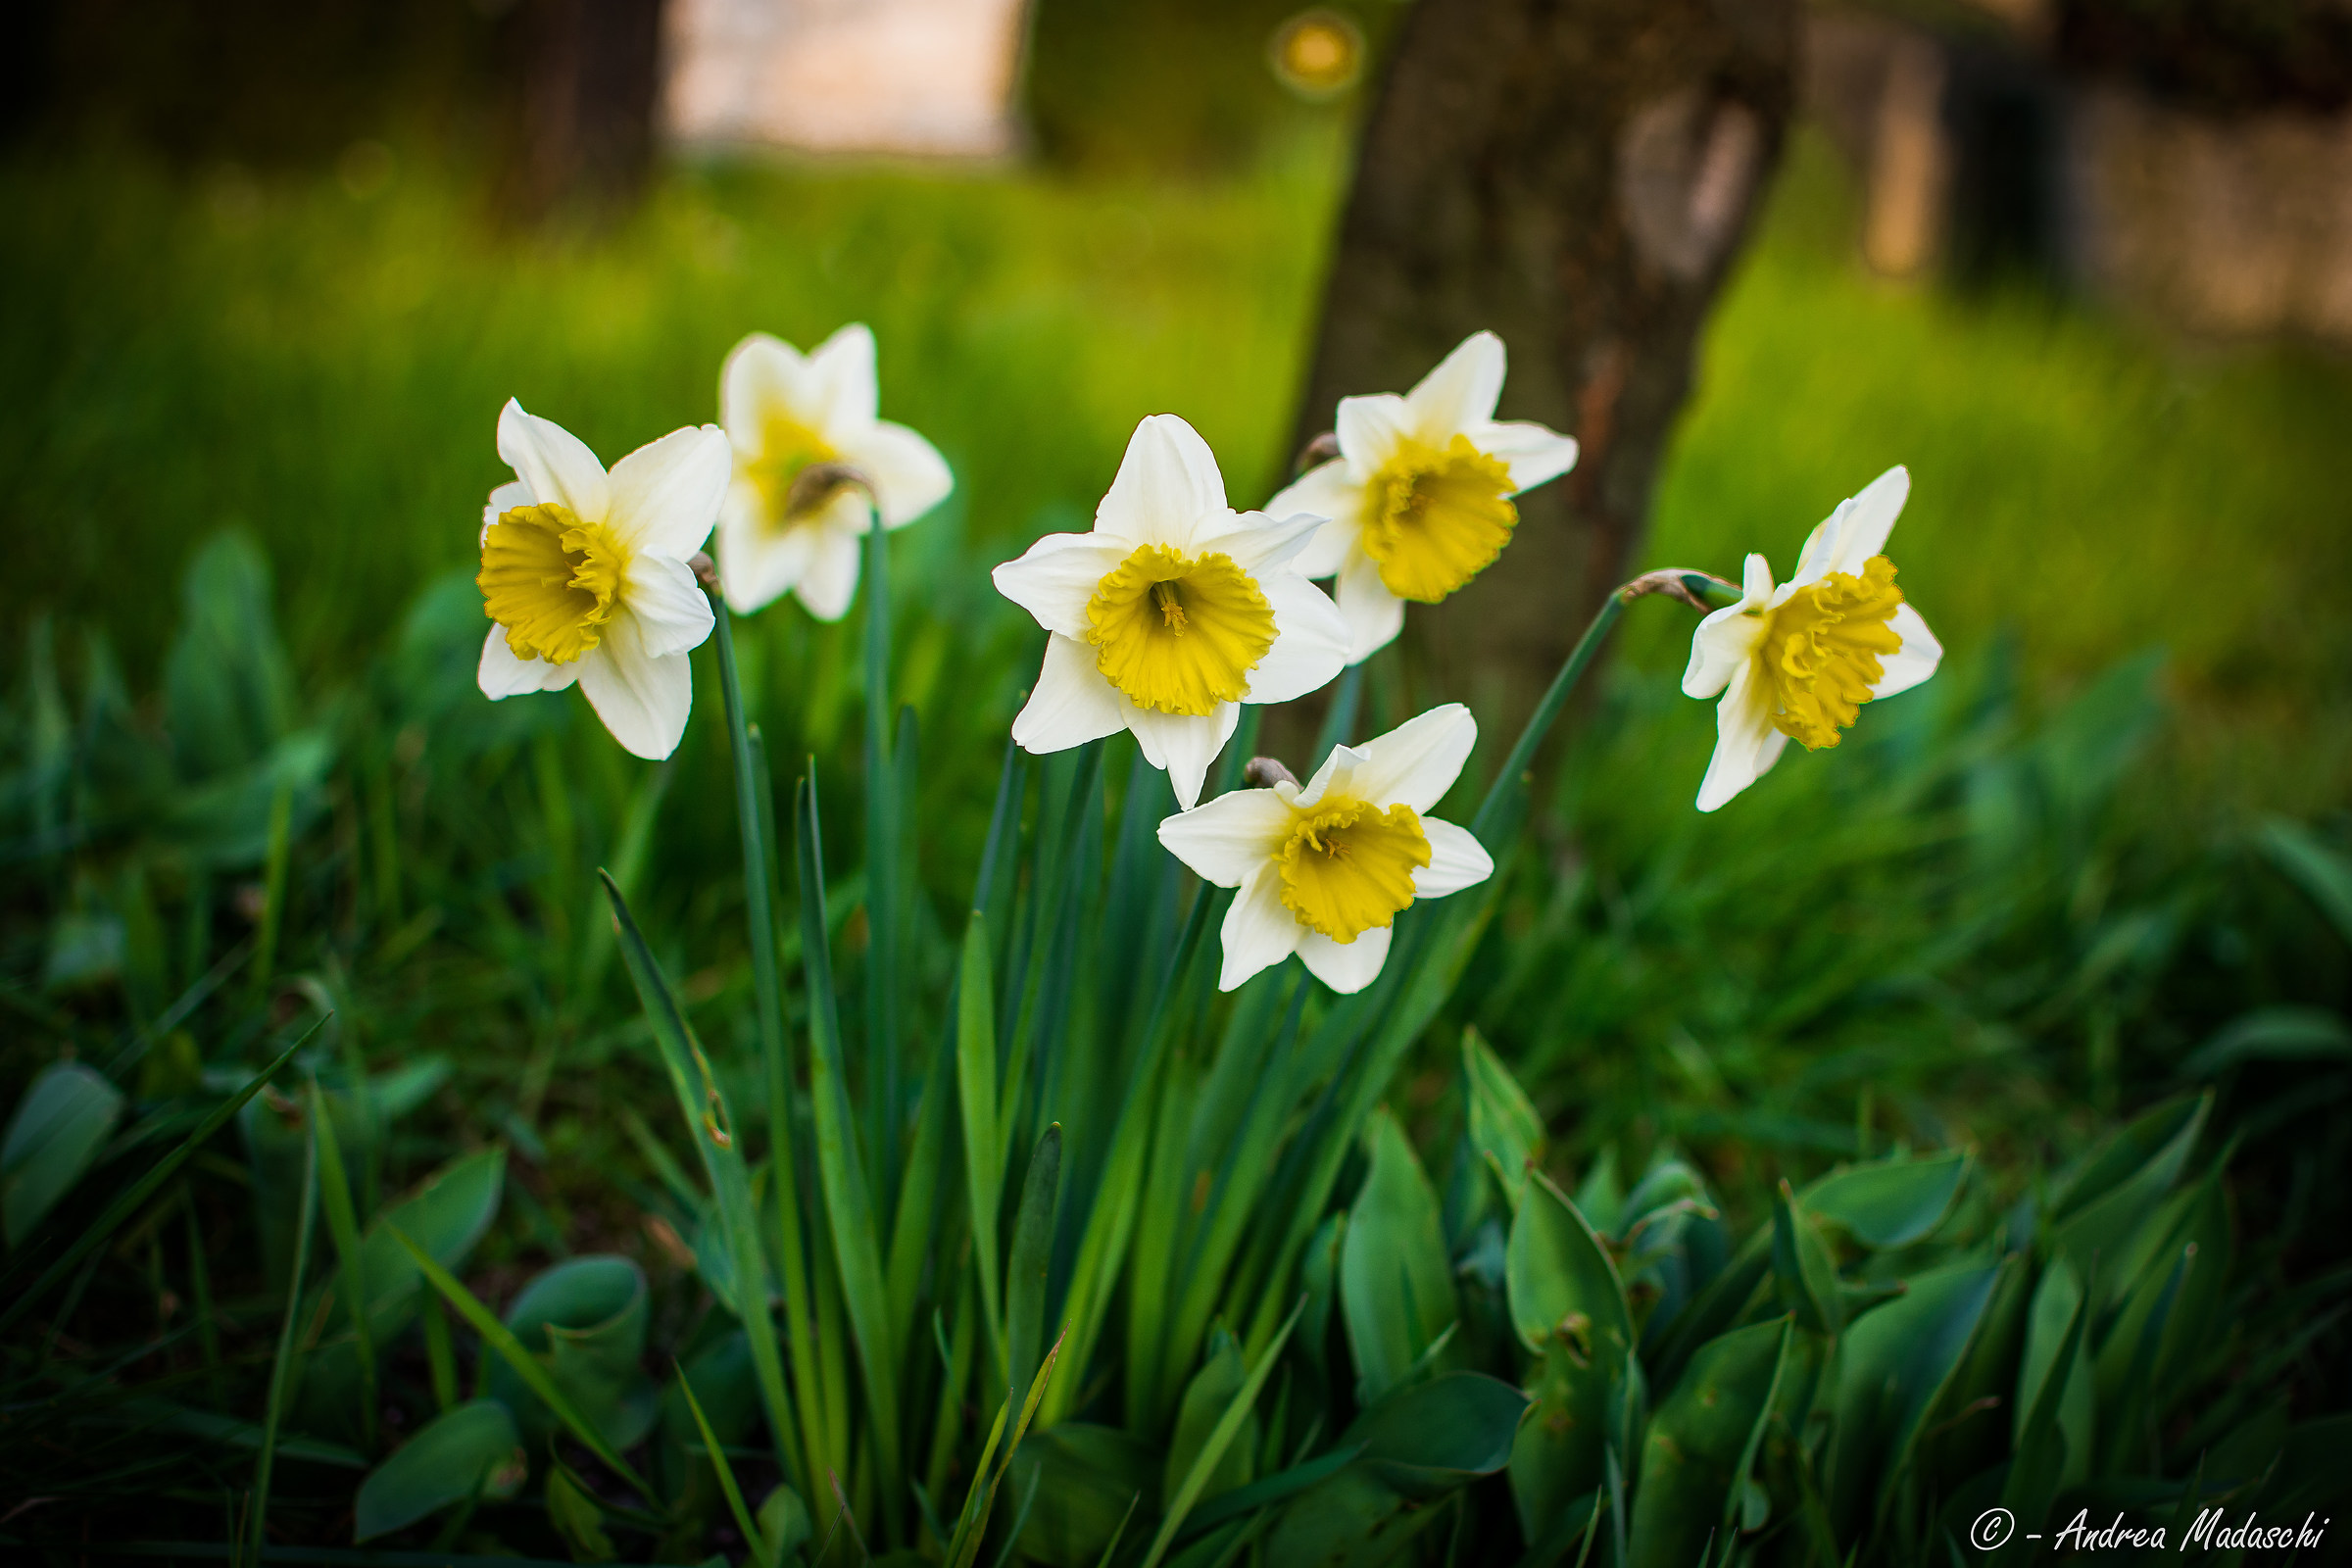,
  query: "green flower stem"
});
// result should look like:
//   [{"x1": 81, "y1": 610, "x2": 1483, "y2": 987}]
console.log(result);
[{"x1": 862, "y1": 515, "x2": 901, "y2": 1215}]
